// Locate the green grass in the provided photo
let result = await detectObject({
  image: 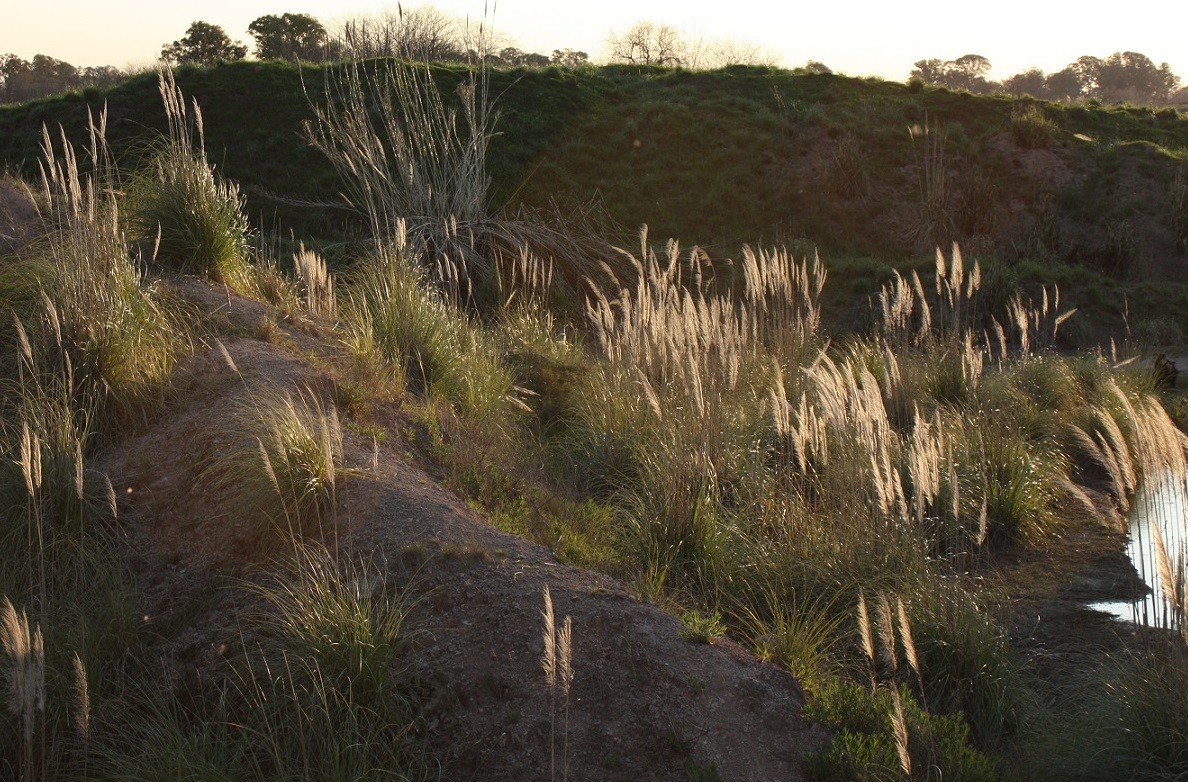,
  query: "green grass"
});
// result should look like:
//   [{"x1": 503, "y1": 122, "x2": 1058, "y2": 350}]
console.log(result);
[
  {"x1": 90, "y1": 547, "x2": 428, "y2": 782},
  {"x1": 1, "y1": 61, "x2": 1186, "y2": 279},
  {"x1": 805, "y1": 680, "x2": 996, "y2": 782},
  {"x1": 342, "y1": 244, "x2": 514, "y2": 422}
]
